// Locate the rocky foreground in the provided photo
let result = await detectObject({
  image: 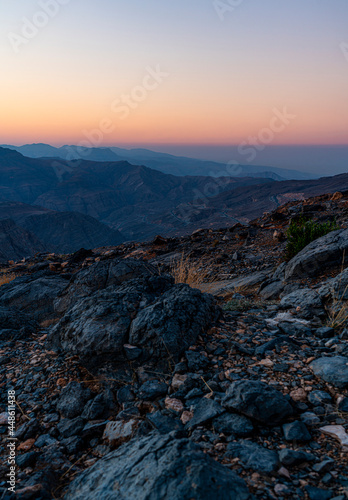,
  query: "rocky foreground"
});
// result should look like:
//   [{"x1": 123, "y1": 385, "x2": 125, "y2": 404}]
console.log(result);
[{"x1": 1, "y1": 192, "x2": 348, "y2": 499}]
